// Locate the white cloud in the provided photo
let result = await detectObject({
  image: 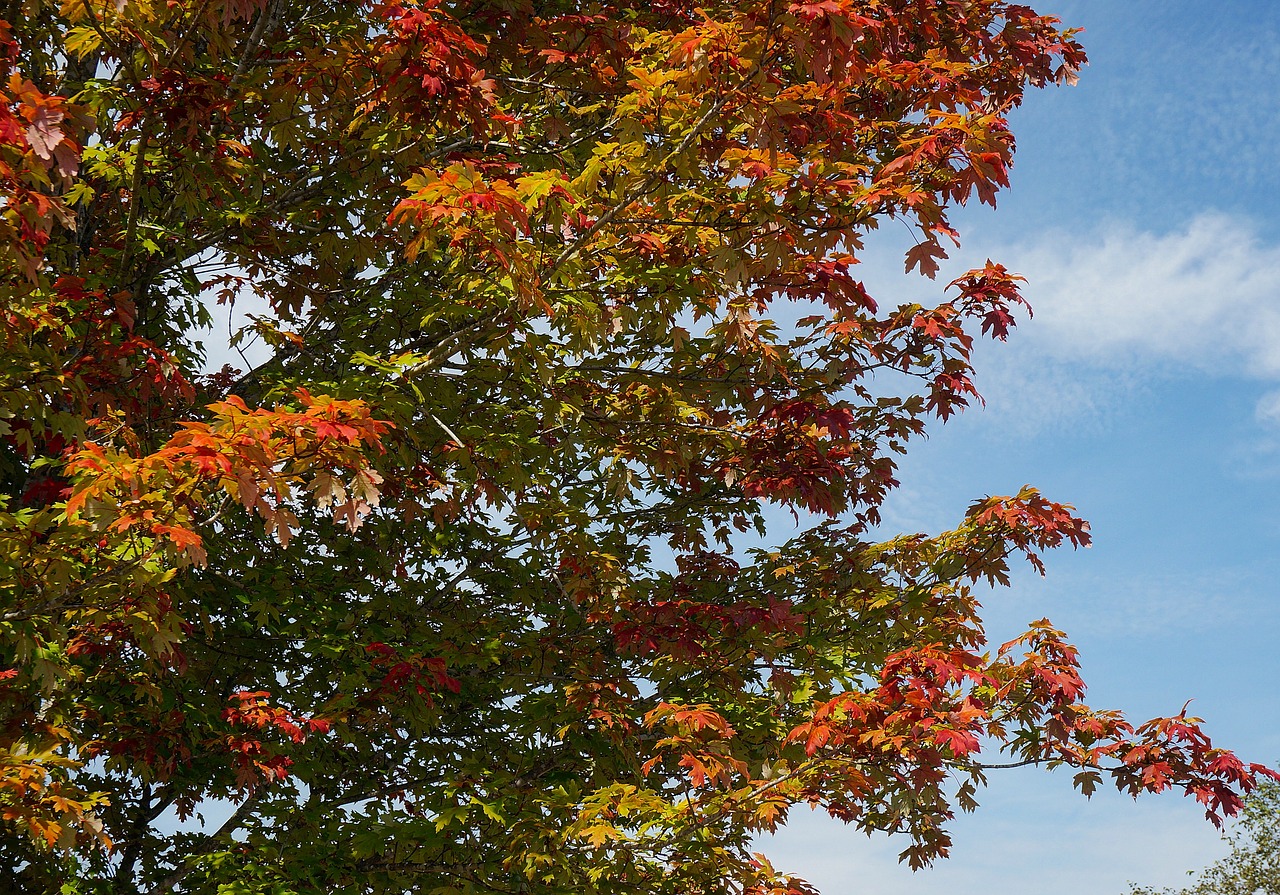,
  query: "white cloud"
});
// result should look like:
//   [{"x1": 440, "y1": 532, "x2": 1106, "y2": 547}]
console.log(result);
[
  {"x1": 978, "y1": 564, "x2": 1250, "y2": 643},
  {"x1": 1255, "y1": 390, "x2": 1280, "y2": 428},
  {"x1": 852, "y1": 213, "x2": 1280, "y2": 436},
  {"x1": 1003, "y1": 214, "x2": 1280, "y2": 376},
  {"x1": 846, "y1": 212, "x2": 1280, "y2": 436}
]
